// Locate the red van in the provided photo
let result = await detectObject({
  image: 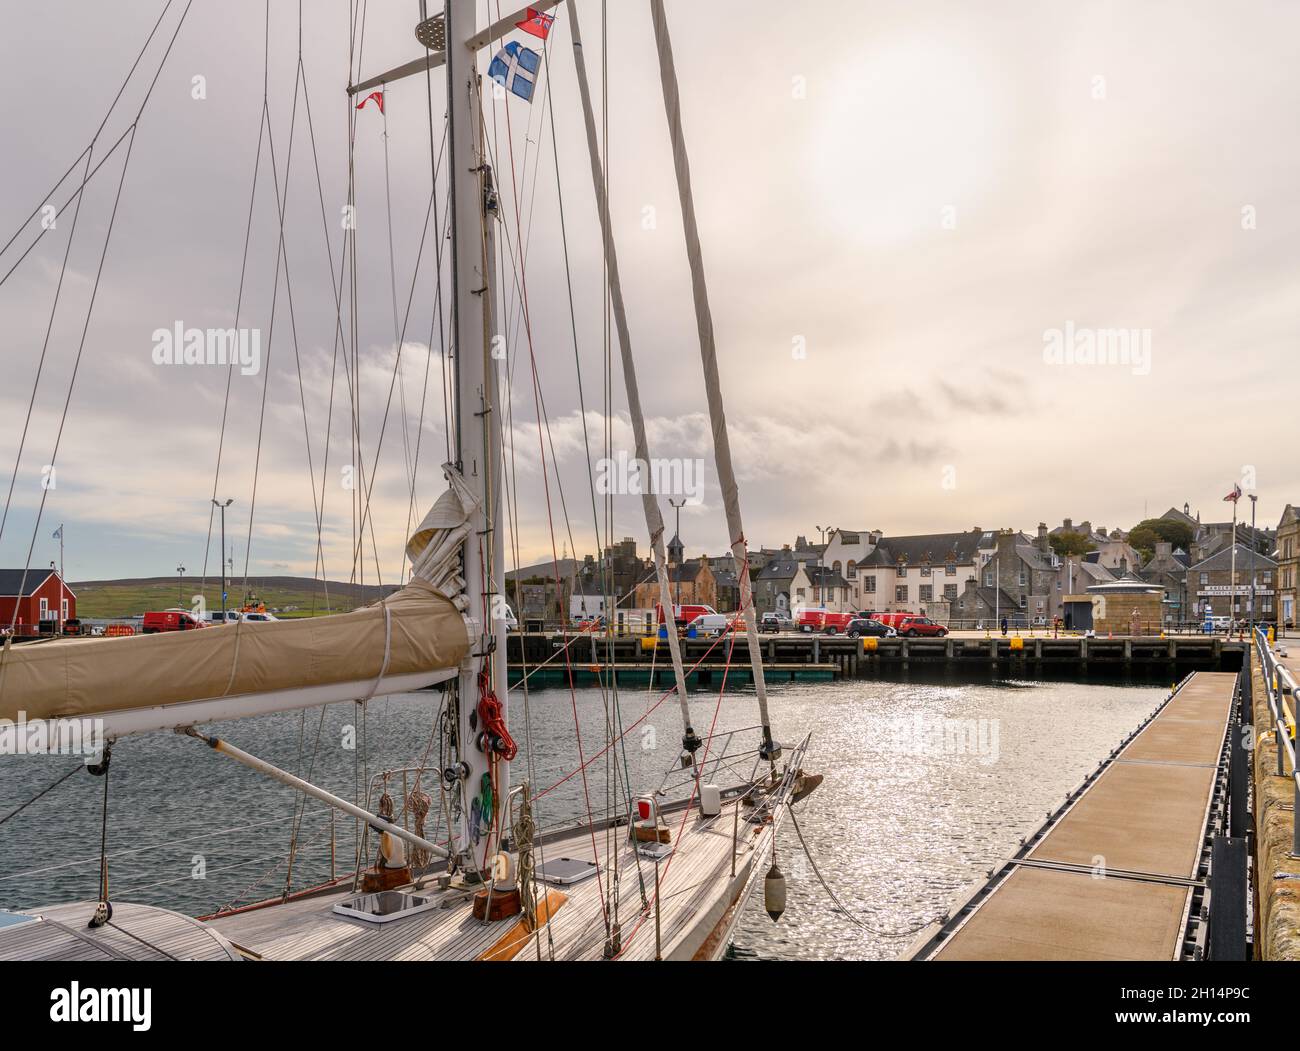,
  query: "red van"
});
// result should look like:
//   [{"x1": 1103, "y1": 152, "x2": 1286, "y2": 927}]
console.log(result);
[
  {"x1": 141, "y1": 609, "x2": 207, "y2": 634},
  {"x1": 655, "y1": 603, "x2": 717, "y2": 627},
  {"x1": 796, "y1": 608, "x2": 855, "y2": 635}
]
